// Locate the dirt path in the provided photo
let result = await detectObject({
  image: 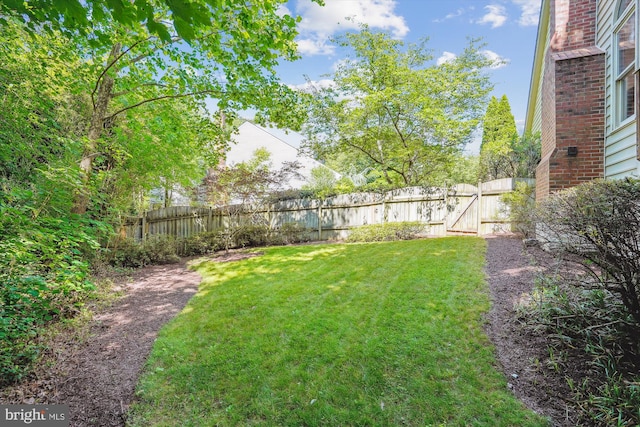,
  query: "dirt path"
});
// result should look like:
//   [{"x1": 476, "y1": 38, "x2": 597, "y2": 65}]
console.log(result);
[
  {"x1": 1, "y1": 261, "x2": 202, "y2": 426},
  {"x1": 1, "y1": 238, "x2": 573, "y2": 426},
  {"x1": 484, "y1": 235, "x2": 575, "y2": 426}
]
